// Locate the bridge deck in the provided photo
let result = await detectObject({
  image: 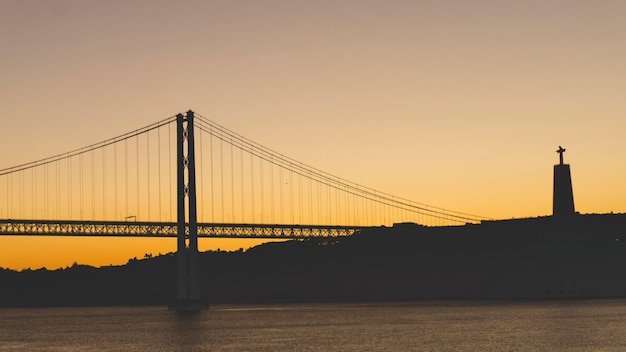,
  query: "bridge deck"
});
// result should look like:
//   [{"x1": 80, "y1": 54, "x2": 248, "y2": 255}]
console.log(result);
[{"x1": 0, "y1": 219, "x2": 364, "y2": 238}]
